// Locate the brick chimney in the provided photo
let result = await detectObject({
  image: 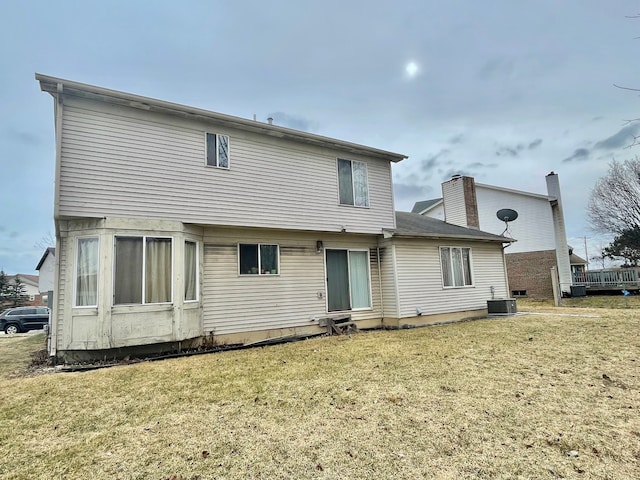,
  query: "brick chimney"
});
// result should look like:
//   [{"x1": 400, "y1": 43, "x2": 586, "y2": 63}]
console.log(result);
[{"x1": 441, "y1": 175, "x2": 480, "y2": 229}]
